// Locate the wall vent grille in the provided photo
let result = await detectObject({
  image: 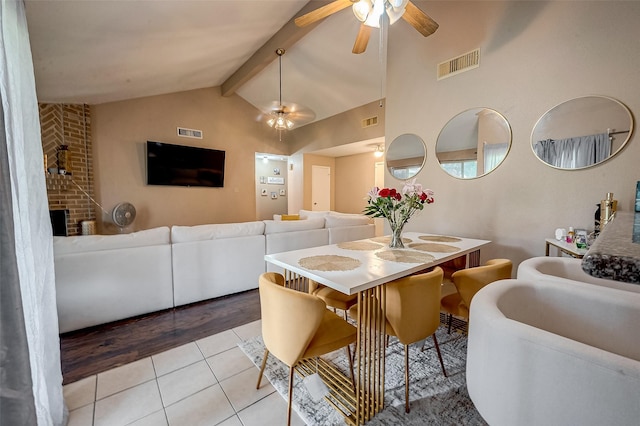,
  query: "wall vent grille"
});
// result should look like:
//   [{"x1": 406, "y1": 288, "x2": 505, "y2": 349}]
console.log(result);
[
  {"x1": 437, "y1": 49, "x2": 480, "y2": 80},
  {"x1": 177, "y1": 127, "x2": 203, "y2": 139},
  {"x1": 362, "y1": 116, "x2": 378, "y2": 128}
]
